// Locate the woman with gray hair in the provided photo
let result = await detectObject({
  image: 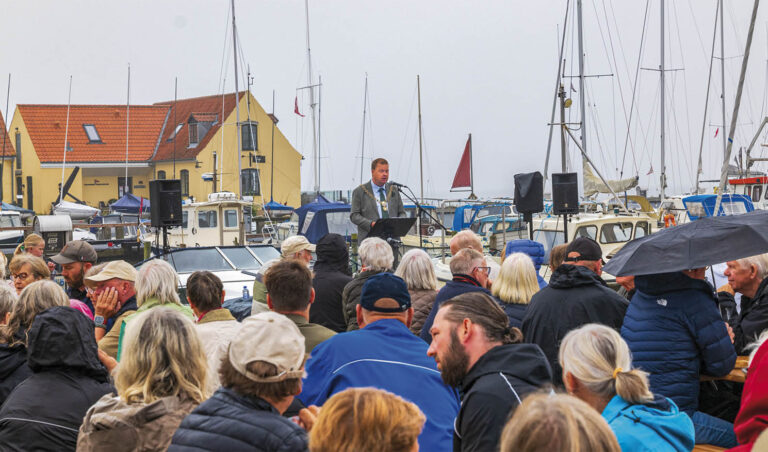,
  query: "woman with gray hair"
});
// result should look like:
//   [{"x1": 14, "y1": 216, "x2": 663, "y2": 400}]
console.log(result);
[
  {"x1": 342, "y1": 237, "x2": 393, "y2": 331},
  {"x1": 116, "y1": 259, "x2": 194, "y2": 360},
  {"x1": 395, "y1": 249, "x2": 437, "y2": 335},
  {"x1": 559, "y1": 323, "x2": 695, "y2": 451}
]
